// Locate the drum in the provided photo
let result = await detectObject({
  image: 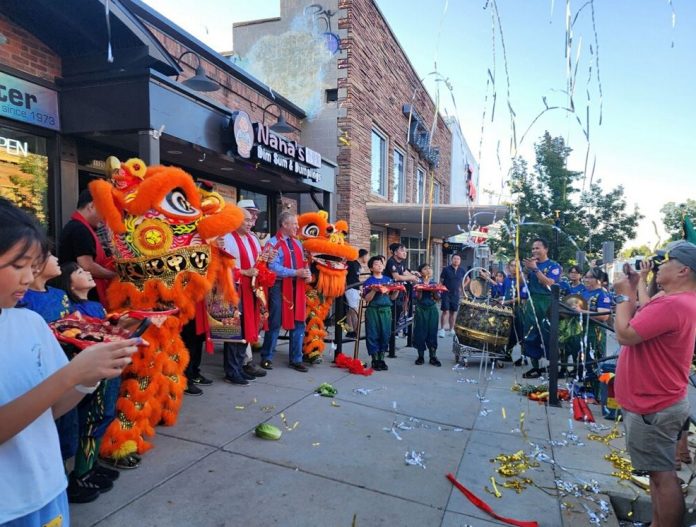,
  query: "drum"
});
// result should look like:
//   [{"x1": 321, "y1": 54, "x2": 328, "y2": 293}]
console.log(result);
[{"x1": 454, "y1": 299, "x2": 514, "y2": 353}]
